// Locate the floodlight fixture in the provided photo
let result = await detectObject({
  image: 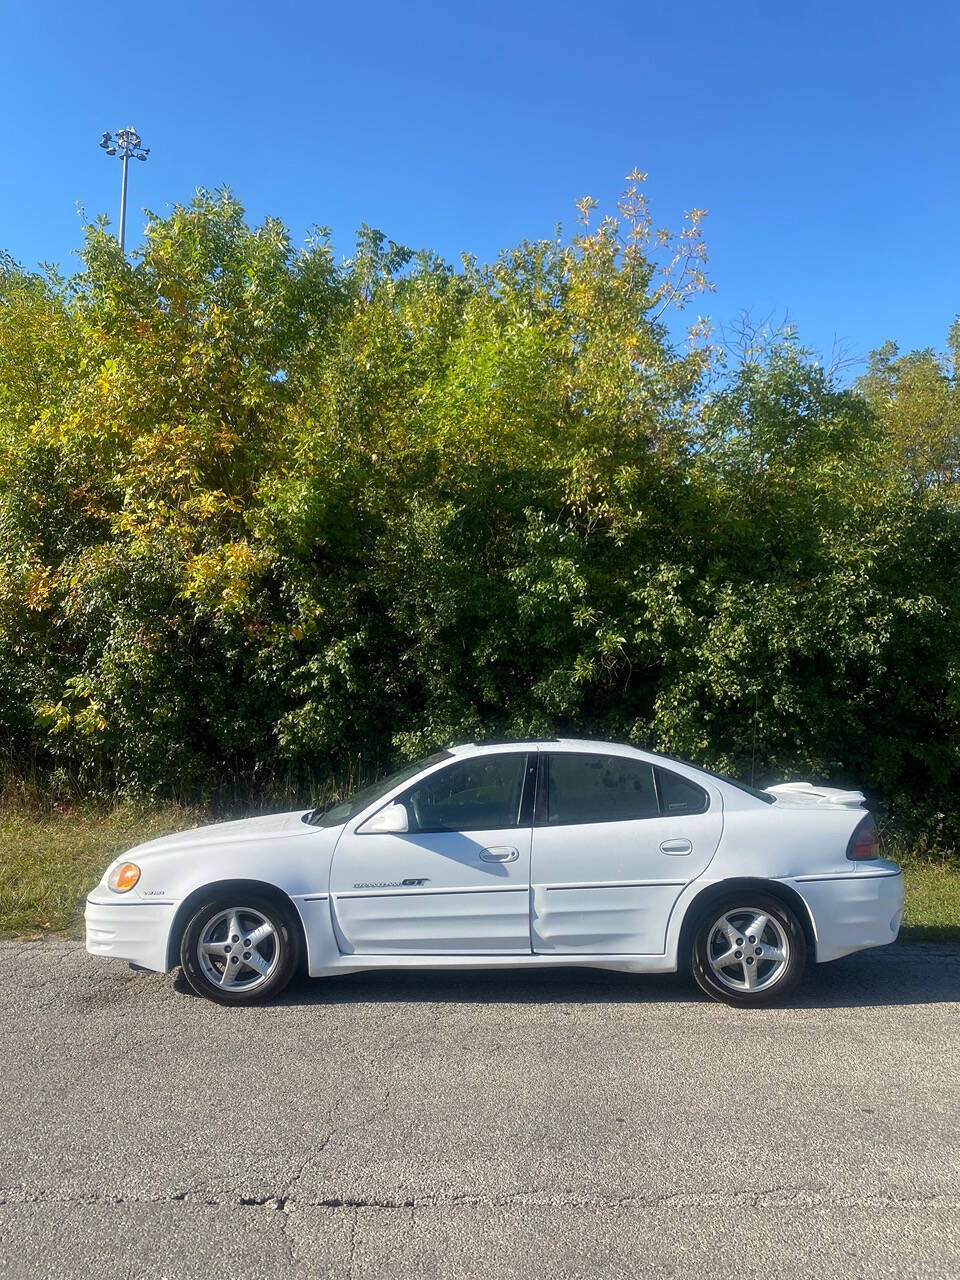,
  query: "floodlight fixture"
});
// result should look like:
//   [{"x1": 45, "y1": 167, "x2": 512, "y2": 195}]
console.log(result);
[{"x1": 98, "y1": 125, "x2": 150, "y2": 253}]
